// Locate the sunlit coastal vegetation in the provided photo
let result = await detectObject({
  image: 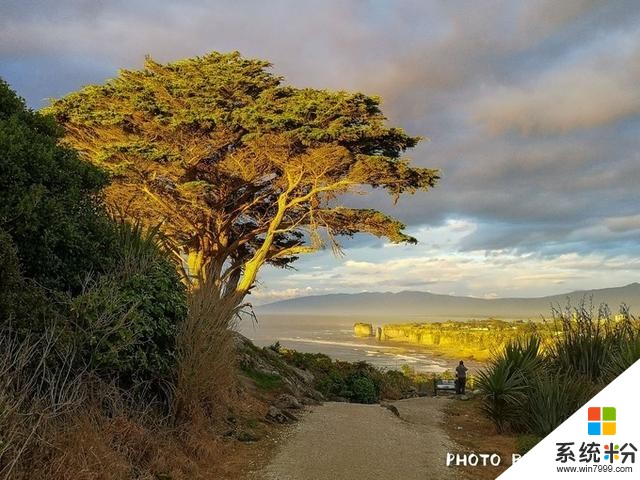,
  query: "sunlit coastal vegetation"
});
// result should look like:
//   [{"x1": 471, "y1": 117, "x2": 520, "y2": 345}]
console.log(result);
[
  {"x1": 376, "y1": 319, "x2": 545, "y2": 361},
  {"x1": 0, "y1": 49, "x2": 438, "y2": 478},
  {"x1": 353, "y1": 318, "x2": 548, "y2": 361},
  {"x1": 354, "y1": 309, "x2": 633, "y2": 362},
  {"x1": 477, "y1": 304, "x2": 639, "y2": 448}
]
